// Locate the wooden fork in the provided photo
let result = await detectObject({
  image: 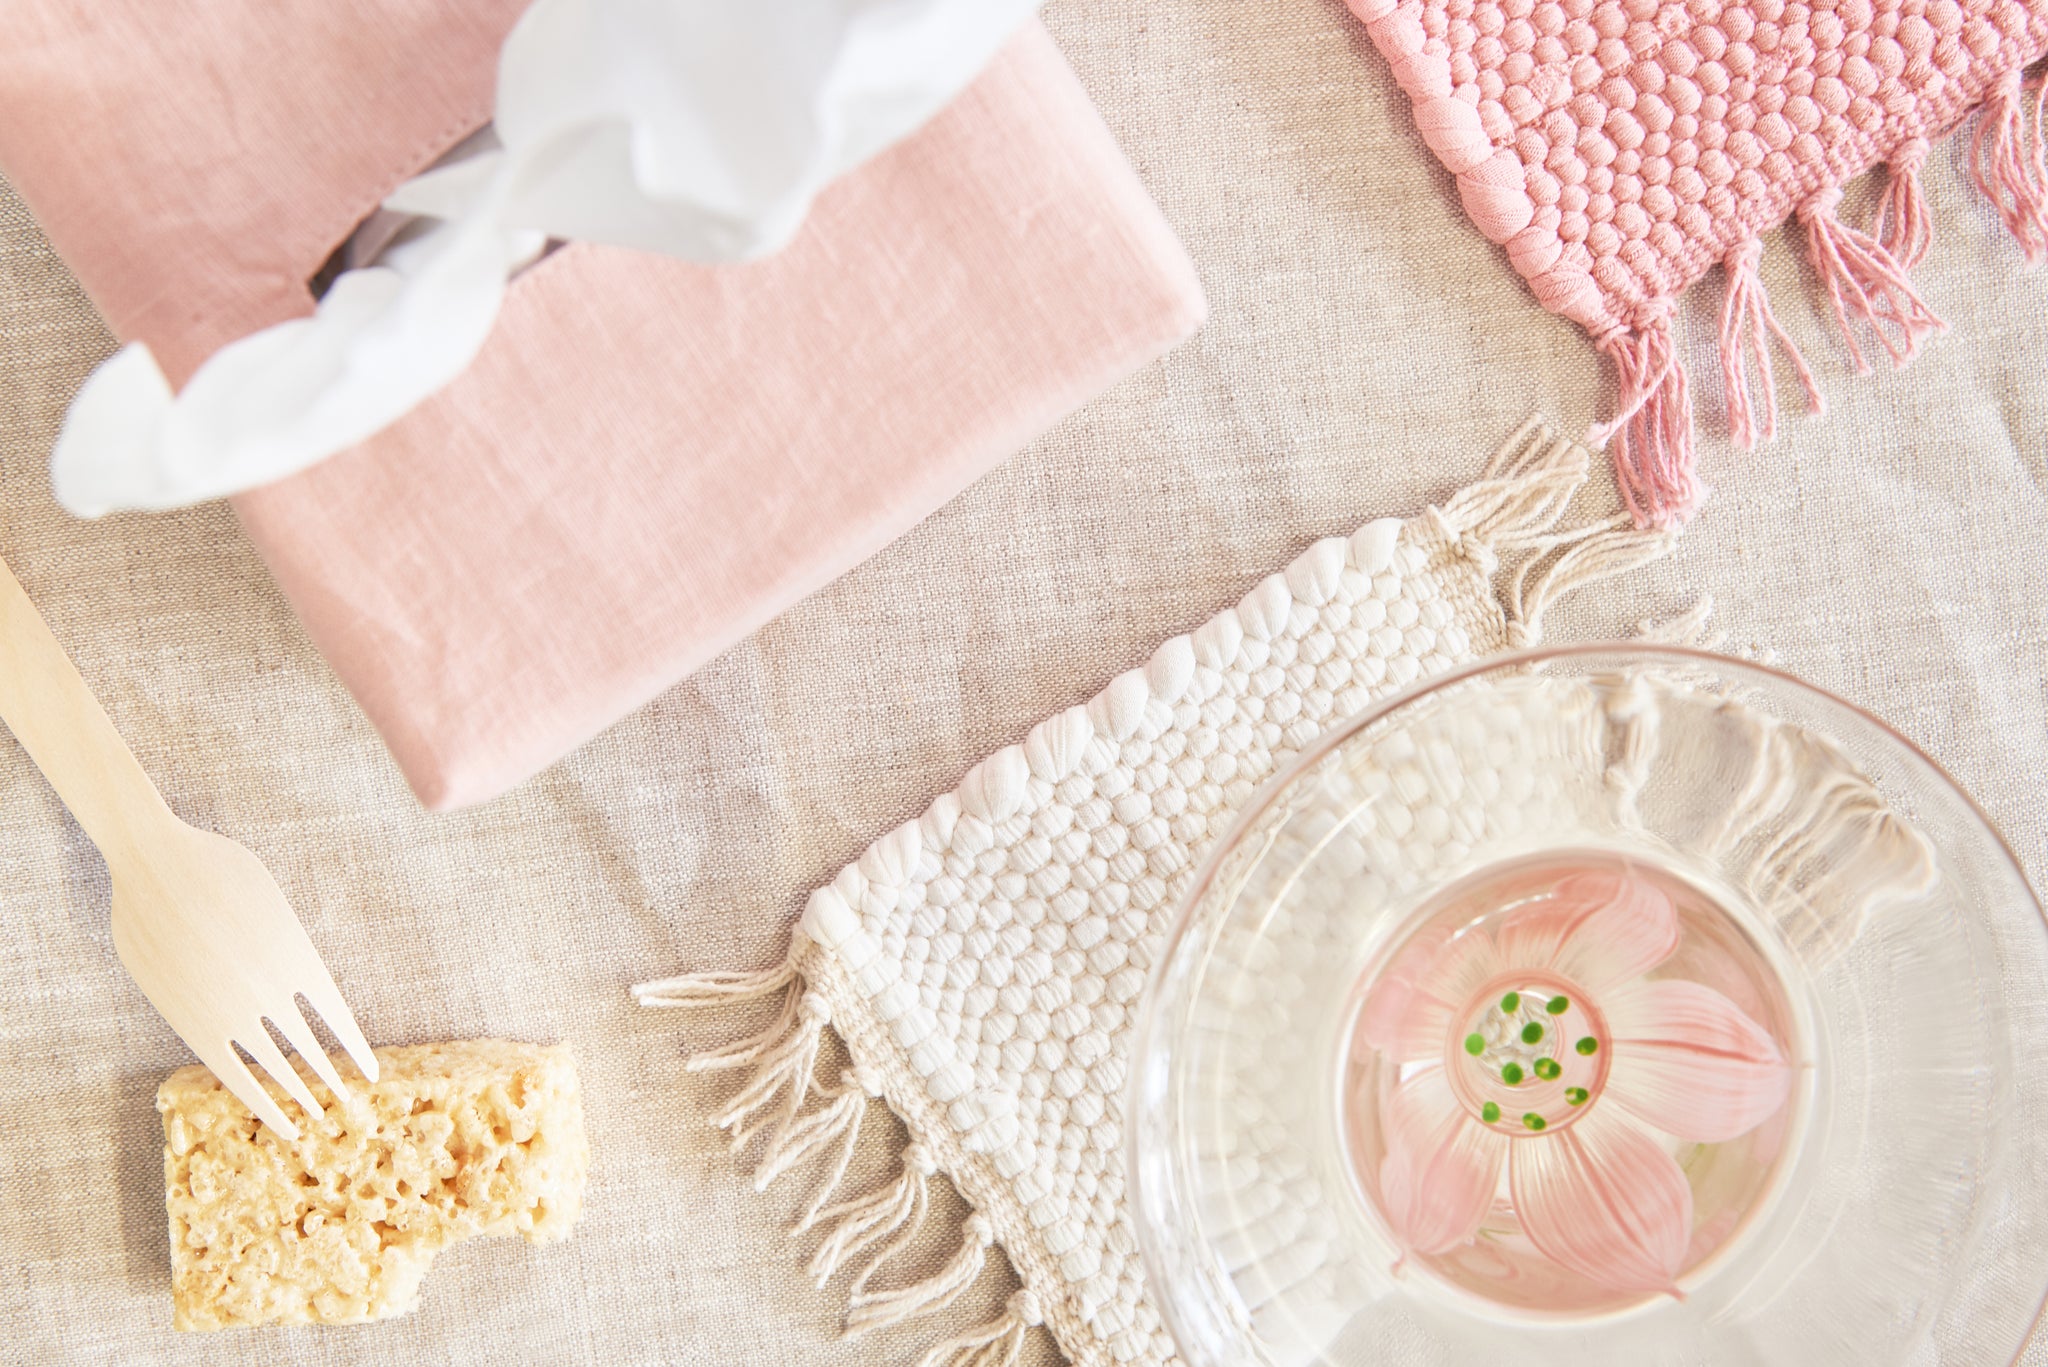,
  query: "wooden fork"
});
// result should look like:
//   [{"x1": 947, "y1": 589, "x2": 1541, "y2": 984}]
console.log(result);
[{"x1": 0, "y1": 550, "x2": 375, "y2": 1138}]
